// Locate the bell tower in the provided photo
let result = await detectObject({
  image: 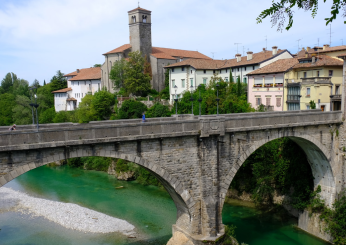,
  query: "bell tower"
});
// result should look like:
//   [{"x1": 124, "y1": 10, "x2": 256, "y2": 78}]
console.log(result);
[{"x1": 128, "y1": 7, "x2": 152, "y2": 59}]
